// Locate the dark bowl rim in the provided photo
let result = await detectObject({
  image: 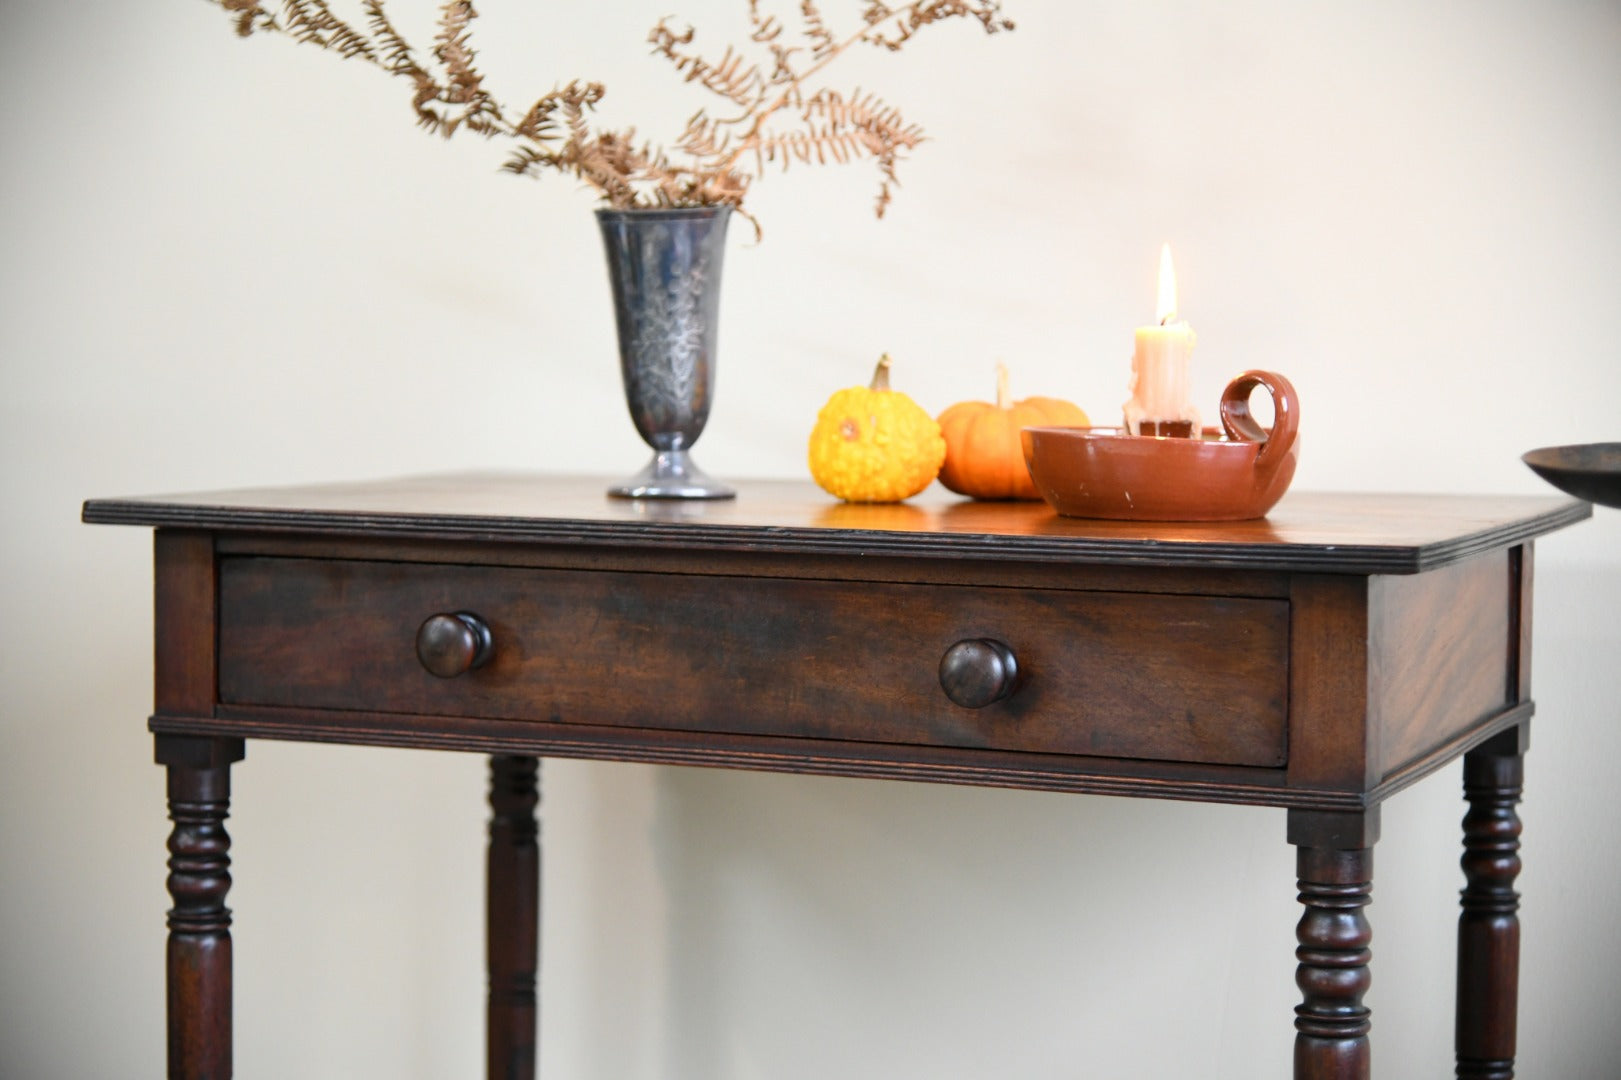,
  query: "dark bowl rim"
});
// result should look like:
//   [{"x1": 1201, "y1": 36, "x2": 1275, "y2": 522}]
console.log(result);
[{"x1": 1521, "y1": 441, "x2": 1621, "y2": 470}]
